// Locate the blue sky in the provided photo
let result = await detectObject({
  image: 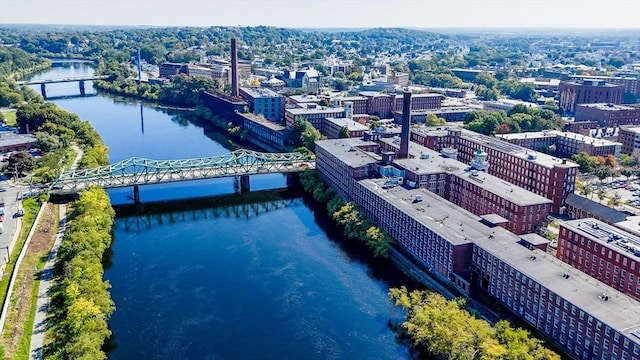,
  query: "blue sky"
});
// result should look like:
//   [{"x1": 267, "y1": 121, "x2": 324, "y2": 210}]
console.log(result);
[{"x1": 2, "y1": 0, "x2": 640, "y2": 29}]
